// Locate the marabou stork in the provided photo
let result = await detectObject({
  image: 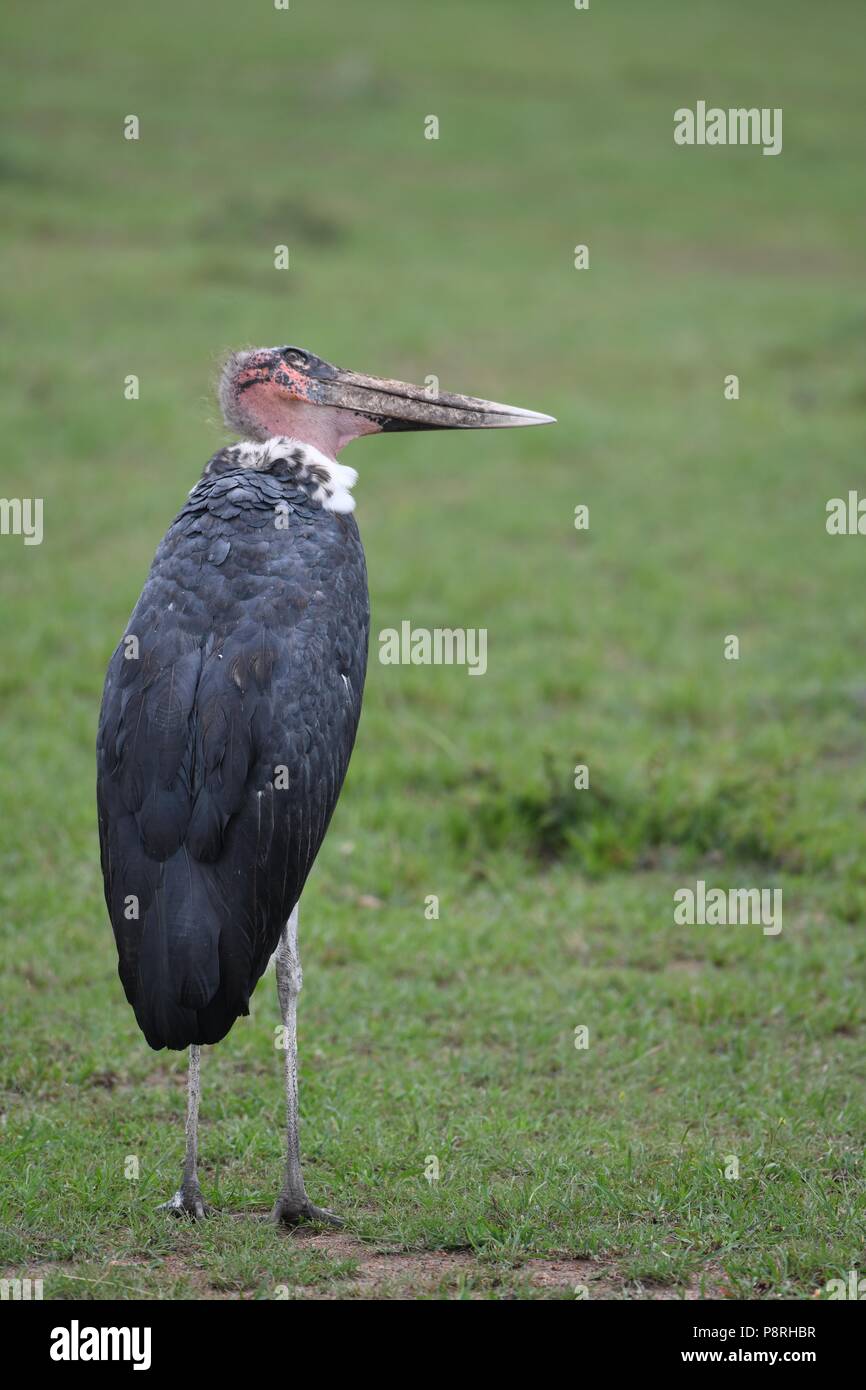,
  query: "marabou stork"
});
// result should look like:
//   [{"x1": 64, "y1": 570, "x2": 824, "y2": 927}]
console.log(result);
[{"x1": 96, "y1": 345, "x2": 554, "y2": 1224}]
